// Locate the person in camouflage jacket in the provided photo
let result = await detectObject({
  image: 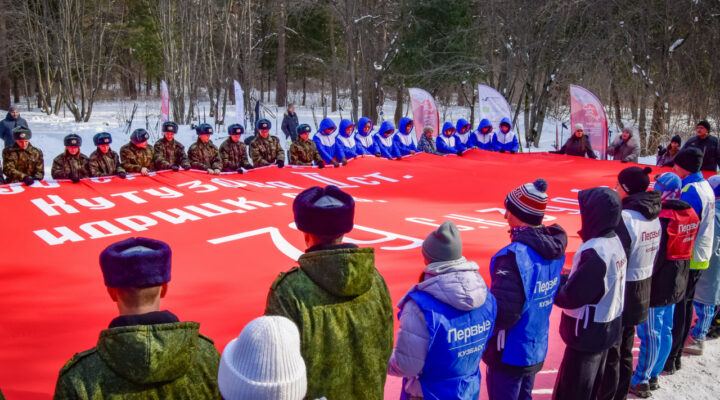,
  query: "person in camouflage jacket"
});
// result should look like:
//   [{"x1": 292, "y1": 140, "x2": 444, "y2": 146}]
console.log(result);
[
  {"x1": 289, "y1": 124, "x2": 325, "y2": 167},
  {"x1": 154, "y1": 121, "x2": 191, "y2": 171},
  {"x1": 2, "y1": 126, "x2": 44, "y2": 185},
  {"x1": 89, "y1": 132, "x2": 126, "y2": 178},
  {"x1": 53, "y1": 237, "x2": 221, "y2": 400},
  {"x1": 188, "y1": 123, "x2": 222, "y2": 174},
  {"x1": 120, "y1": 129, "x2": 154, "y2": 175},
  {"x1": 51, "y1": 134, "x2": 90, "y2": 183},
  {"x1": 265, "y1": 186, "x2": 394, "y2": 400},
  {"x1": 220, "y1": 124, "x2": 253, "y2": 173},
  {"x1": 250, "y1": 119, "x2": 285, "y2": 168}
]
